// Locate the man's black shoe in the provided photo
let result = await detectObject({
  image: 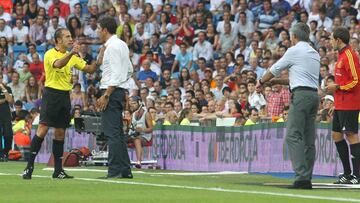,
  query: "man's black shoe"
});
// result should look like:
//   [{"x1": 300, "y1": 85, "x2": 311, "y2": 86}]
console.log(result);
[
  {"x1": 22, "y1": 167, "x2": 34, "y2": 180},
  {"x1": 97, "y1": 174, "x2": 120, "y2": 179},
  {"x1": 98, "y1": 173, "x2": 133, "y2": 179},
  {"x1": 52, "y1": 170, "x2": 74, "y2": 179},
  {"x1": 119, "y1": 173, "x2": 133, "y2": 179},
  {"x1": 289, "y1": 180, "x2": 312, "y2": 189}
]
